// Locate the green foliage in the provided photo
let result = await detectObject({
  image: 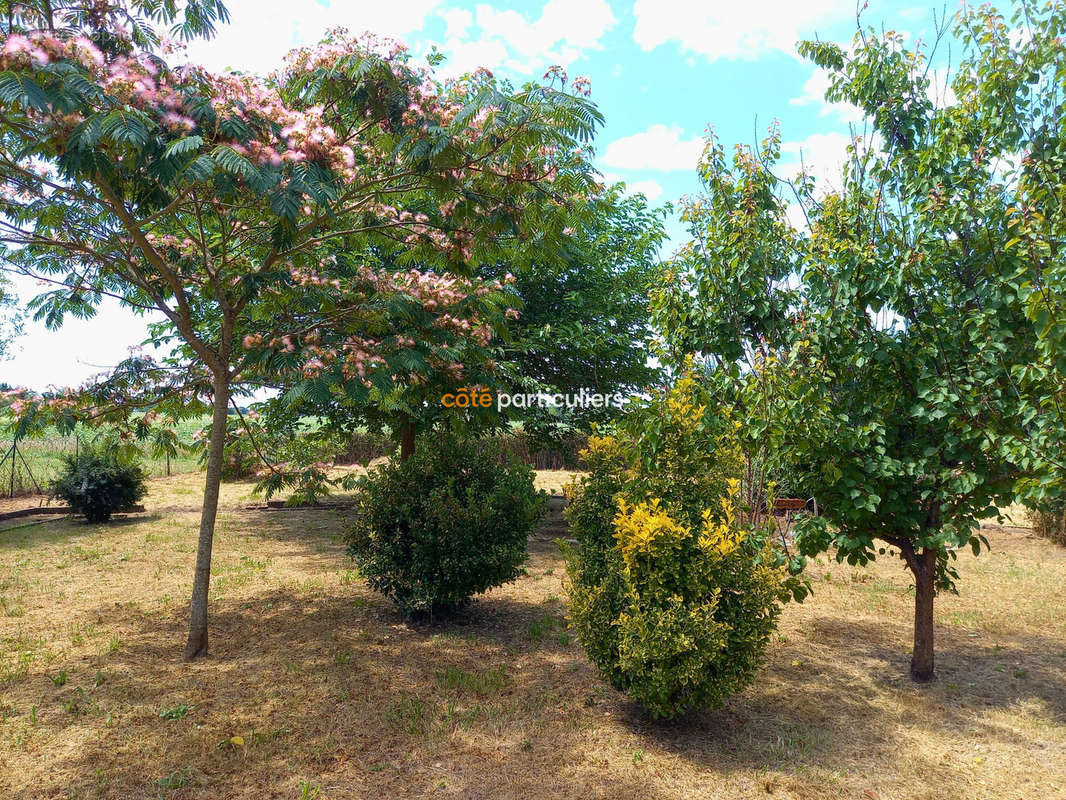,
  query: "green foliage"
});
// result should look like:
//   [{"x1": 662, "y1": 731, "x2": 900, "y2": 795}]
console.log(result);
[
  {"x1": 650, "y1": 2, "x2": 1066, "y2": 680},
  {"x1": 651, "y1": 126, "x2": 798, "y2": 366},
  {"x1": 780, "y1": 15, "x2": 1047, "y2": 591},
  {"x1": 614, "y1": 375, "x2": 743, "y2": 522},
  {"x1": 1026, "y1": 504, "x2": 1066, "y2": 547},
  {"x1": 0, "y1": 277, "x2": 20, "y2": 360},
  {"x1": 158, "y1": 703, "x2": 192, "y2": 720},
  {"x1": 50, "y1": 446, "x2": 147, "y2": 523},
  {"x1": 563, "y1": 381, "x2": 793, "y2": 719},
  {"x1": 346, "y1": 436, "x2": 547, "y2": 618},
  {"x1": 483, "y1": 186, "x2": 670, "y2": 439}
]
